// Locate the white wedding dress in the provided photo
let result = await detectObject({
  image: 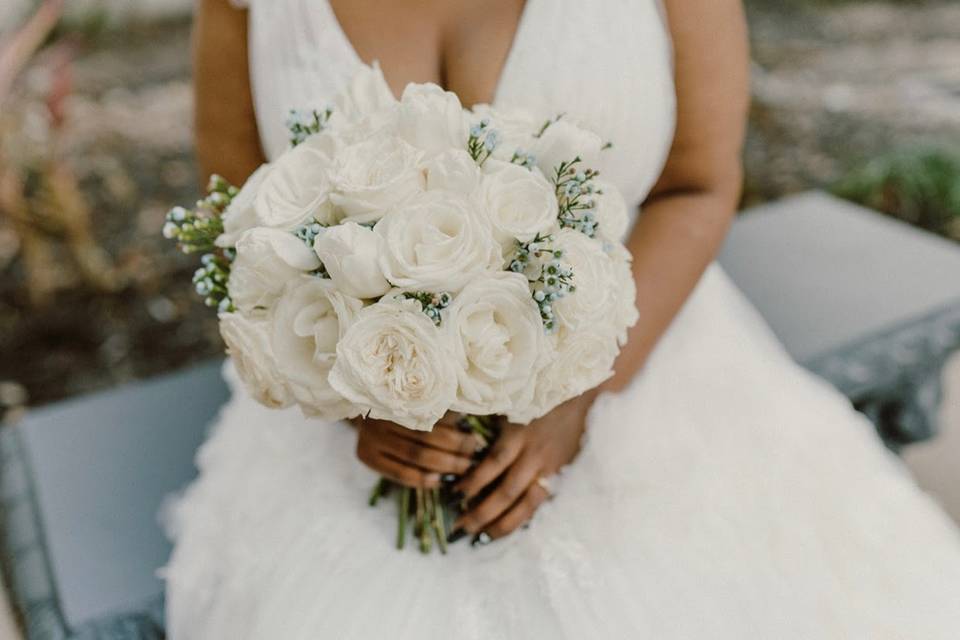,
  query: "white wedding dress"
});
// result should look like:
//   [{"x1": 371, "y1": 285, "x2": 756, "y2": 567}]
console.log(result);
[{"x1": 163, "y1": 1, "x2": 960, "y2": 638}]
